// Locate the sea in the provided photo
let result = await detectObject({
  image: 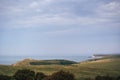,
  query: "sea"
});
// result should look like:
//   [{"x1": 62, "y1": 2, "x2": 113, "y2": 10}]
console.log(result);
[{"x1": 0, "y1": 55, "x2": 92, "y2": 65}]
